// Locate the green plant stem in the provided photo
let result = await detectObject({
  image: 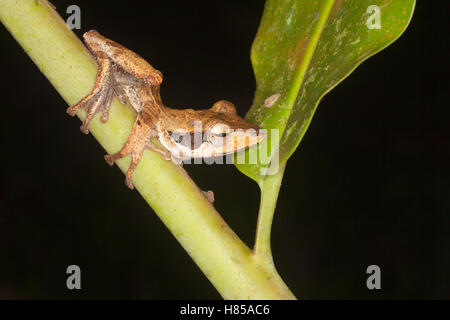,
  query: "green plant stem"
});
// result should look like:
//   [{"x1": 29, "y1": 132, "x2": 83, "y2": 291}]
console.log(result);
[
  {"x1": 251, "y1": 163, "x2": 291, "y2": 296},
  {"x1": 254, "y1": 163, "x2": 286, "y2": 260},
  {"x1": 0, "y1": 0, "x2": 295, "y2": 299}
]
